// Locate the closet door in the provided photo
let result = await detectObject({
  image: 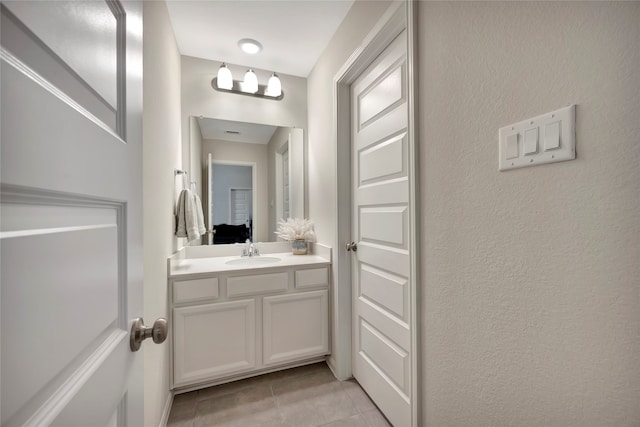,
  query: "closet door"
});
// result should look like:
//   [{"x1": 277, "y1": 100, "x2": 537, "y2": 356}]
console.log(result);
[
  {"x1": 1, "y1": 2, "x2": 144, "y2": 425},
  {"x1": 350, "y1": 29, "x2": 413, "y2": 427},
  {"x1": 230, "y1": 188, "x2": 252, "y2": 230}
]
